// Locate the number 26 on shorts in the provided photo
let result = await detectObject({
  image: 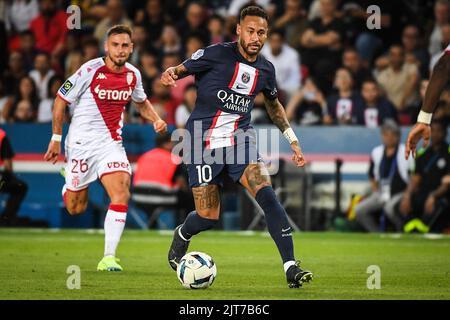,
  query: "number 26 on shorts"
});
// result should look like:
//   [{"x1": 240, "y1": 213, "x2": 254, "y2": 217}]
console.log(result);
[{"x1": 71, "y1": 159, "x2": 89, "y2": 173}]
